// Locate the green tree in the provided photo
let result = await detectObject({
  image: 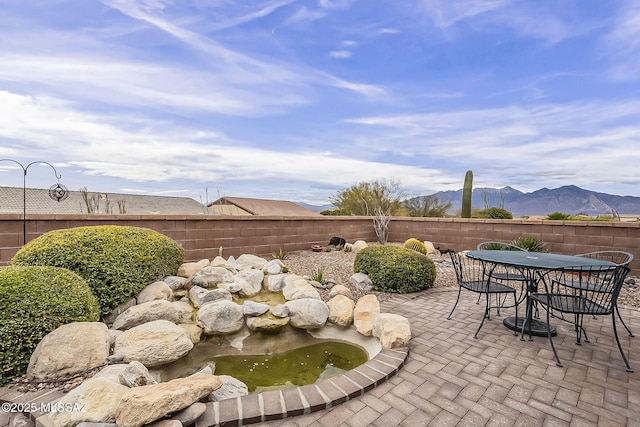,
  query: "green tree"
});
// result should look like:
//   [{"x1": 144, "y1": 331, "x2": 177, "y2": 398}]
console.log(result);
[
  {"x1": 330, "y1": 179, "x2": 407, "y2": 216},
  {"x1": 404, "y1": 195, "x2": 452, "y2": 217}
]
